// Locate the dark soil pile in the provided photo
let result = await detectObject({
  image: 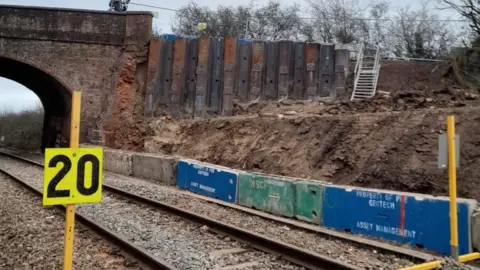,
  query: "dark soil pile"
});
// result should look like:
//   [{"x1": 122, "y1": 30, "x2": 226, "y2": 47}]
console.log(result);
[{"x1": 127, "y1": 60, "x2": 480, "y2": 200}]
